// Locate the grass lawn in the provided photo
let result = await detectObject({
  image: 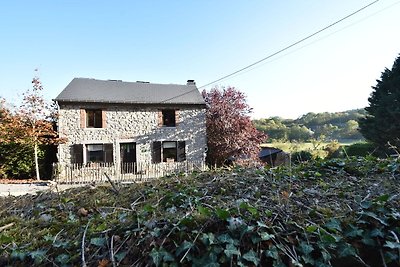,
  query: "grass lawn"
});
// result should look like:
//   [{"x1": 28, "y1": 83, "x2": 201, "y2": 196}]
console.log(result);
[{"x1": 262, "y1": 141, "x2": 330, "y2": 153}]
